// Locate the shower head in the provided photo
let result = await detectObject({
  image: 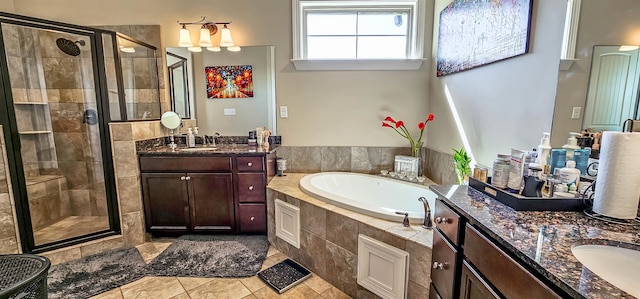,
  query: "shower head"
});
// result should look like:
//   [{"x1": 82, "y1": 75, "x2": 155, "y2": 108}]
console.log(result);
[{"x1": 56, "y1": 38, "x2": 85, "y2": 56}]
